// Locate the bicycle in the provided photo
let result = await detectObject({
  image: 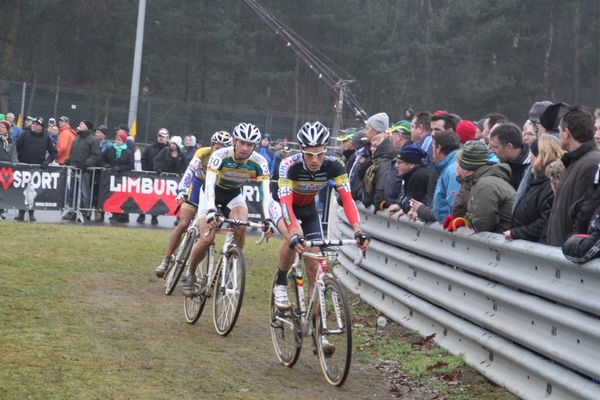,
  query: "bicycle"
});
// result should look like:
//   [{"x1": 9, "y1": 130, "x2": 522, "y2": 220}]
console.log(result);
[
  {"x1": 269, "y1": 237, "x2": 363, "y2": 386},
  {"x1": 163, "y1": 217, "x2": 199, "y2": 295},
  {"x1": 184, "y1": 215, "x2": 267, "y2": 336}
]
